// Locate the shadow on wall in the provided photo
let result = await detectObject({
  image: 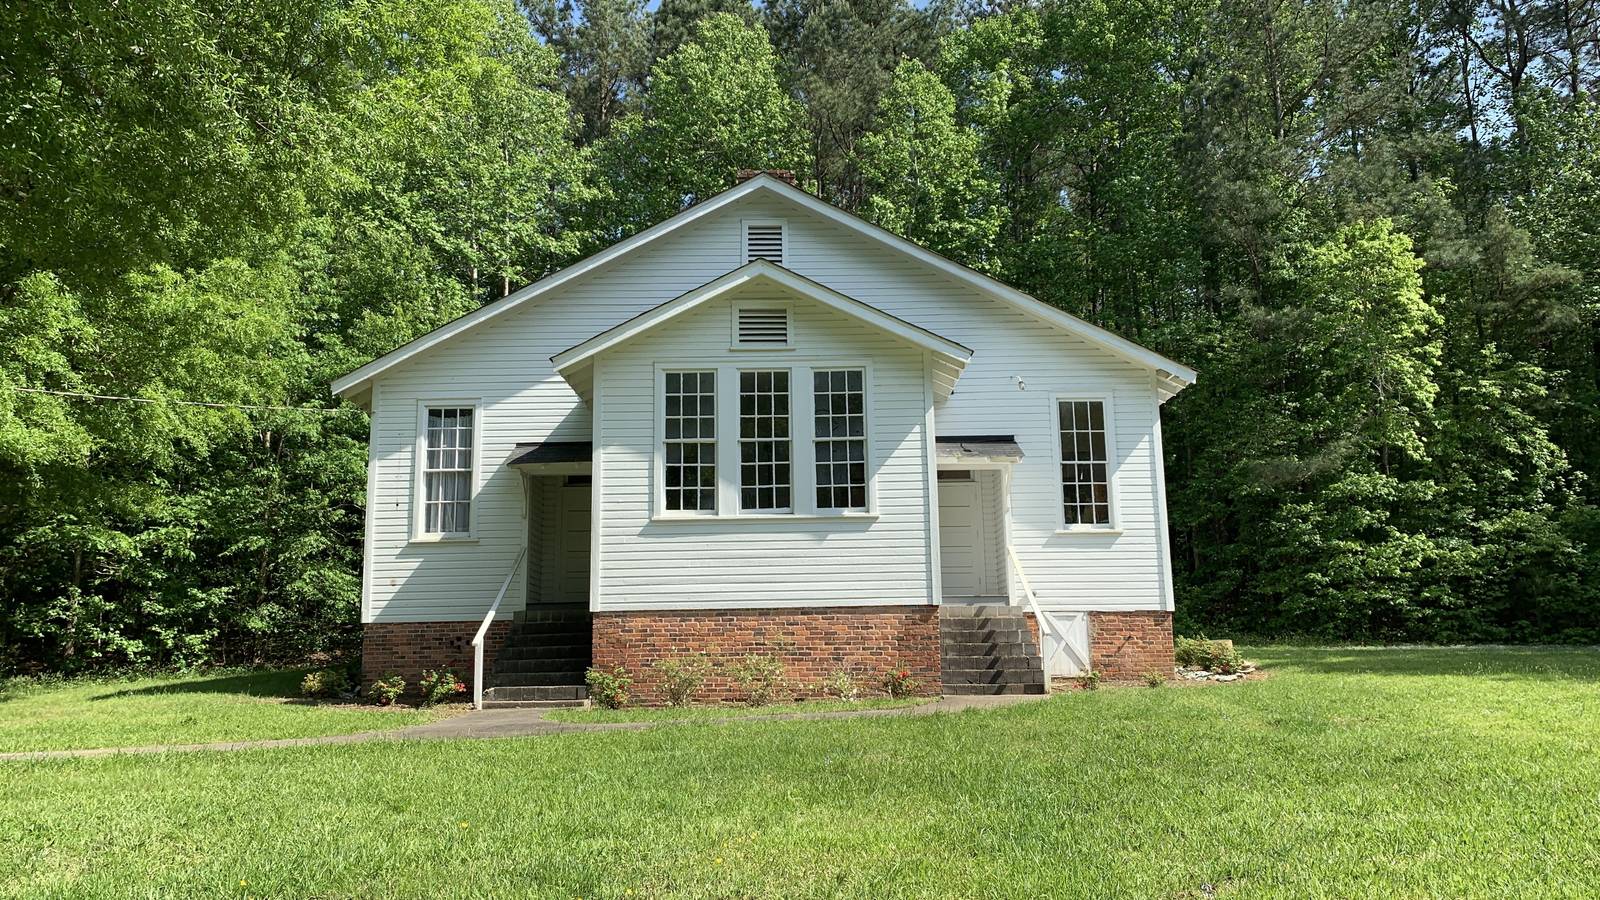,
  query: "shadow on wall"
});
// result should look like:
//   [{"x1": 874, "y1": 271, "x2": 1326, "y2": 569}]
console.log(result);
[{"x1": 1256, "y1": 646, "x2": 1600, "y2": 682}]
